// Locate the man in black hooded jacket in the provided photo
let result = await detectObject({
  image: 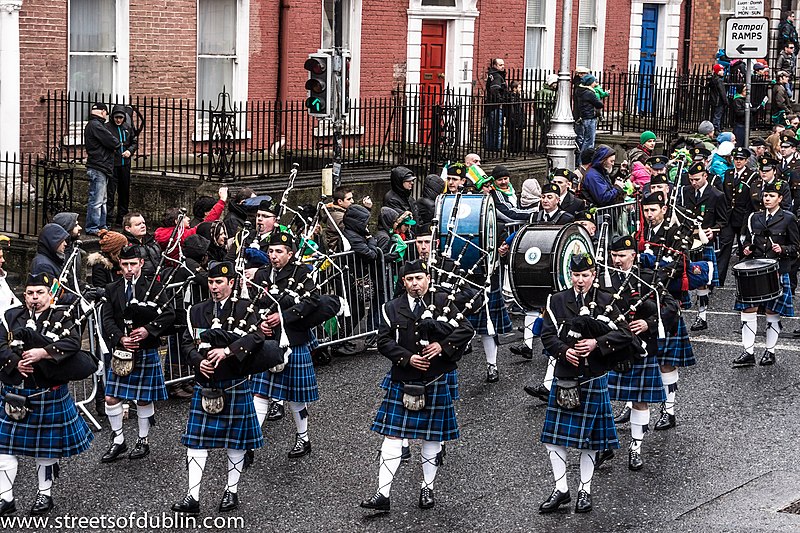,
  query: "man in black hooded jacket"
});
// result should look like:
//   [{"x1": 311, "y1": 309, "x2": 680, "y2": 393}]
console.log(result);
[
  {"x1": 106, "y1": 104, "x2": 138, "y2": 225},
  {"x1": 383, "y1": 167, "x2": 418, "y2": 228},
  {"x1": 84, "y1": 103, "x2": 121, "y2": 235}
]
